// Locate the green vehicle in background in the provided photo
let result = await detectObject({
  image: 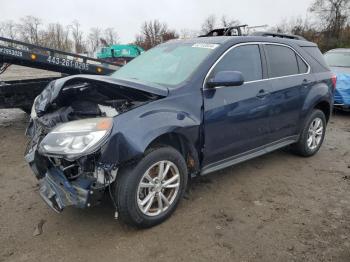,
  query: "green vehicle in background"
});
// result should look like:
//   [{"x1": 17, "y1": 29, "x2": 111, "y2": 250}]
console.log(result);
[{"x1": 97, "y1": 44, "x2": 144, "y2": 66}]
